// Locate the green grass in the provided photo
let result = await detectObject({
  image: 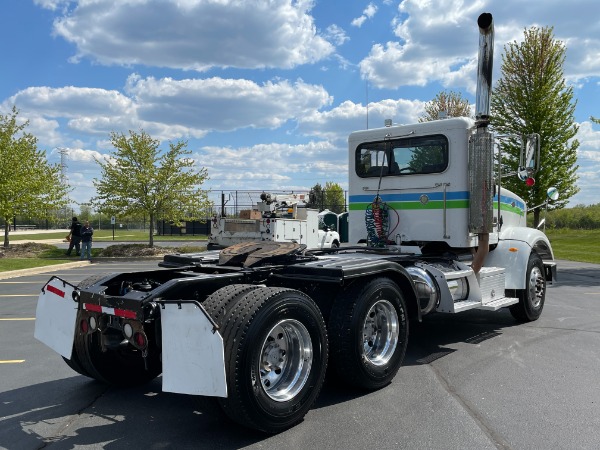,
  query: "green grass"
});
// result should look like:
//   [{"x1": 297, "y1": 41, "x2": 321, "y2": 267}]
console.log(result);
[
  {"x1": 544, "y1": 229, "x2": 600, "y2": 264},
  {"x1": 0, "y1": 258, "x2": 72, "y2": 272}
]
